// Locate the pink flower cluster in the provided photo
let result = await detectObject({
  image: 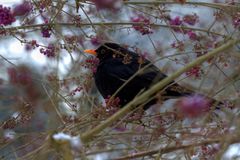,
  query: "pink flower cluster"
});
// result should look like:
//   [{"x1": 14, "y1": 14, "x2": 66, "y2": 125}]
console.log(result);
[
  {"x1": 69, "y1": 86, "x2": 83, "y2": 96},
  {"x1": 169, "y1": 16, "x2": 182, "y2": 26},
  {"x1": 91, "y1": 0, "x2": 122, "y2": 10},
  {"x1": 186, "y1": 66, "x2": 203, "y2": 79},
  {"x1": 177, "y1": 94, "x2": 211, "y2": 118},
  {"x1": 90, "y1": 36, "x2": 102, "y2": 46},
  {"x1": 169, "y1": 14, "x2": 199, "y2": 40},
  {"x1": 171, "y1": 41, "x2": 185, "y2": 51},
  {"x1": 85, "y1": 57, "x2": 99, "y2": 73},
  {"x1": 105, "y1": 95, "x2": 121, "y2": 107},
  {"x1": 131, "y1": 14, "x2": 153, "y2": 35},
  {"x1": 25, "y1": 40, "x2": 39, "y2": 51},
  {"x1": 13, "y1": 1, "x2": 32, "y2": 16},
  {"x1": 41, "y1": 26, "x2": 52, "y2": 38},
  {"x1": 187, "y1": 31, "x2": 198, "y2": 41},
  {"x1": 183, "y1": 13, "x2": 199, "y2": 25},
  {"x1": 40, "y1": 44, "x2": 55, "y2": 57},
  {"x1": 105, "y1": 95, "x2": 120, "y2": 115},
  {"x1": 232, "y1": 12, "x2": 240, "y2": 29},
  {"x1": 0, "y1": 5, "x2": 15, "y2": 26},
  {"x1": 170, "y1": 14, "x2": 199, "y2": 27}
]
